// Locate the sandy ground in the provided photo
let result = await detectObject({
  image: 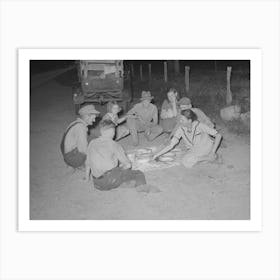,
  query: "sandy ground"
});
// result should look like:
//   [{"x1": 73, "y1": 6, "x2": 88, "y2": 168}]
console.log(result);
[{"x1": 30, "y1": 79, "x2": 250, "y2": 220}]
